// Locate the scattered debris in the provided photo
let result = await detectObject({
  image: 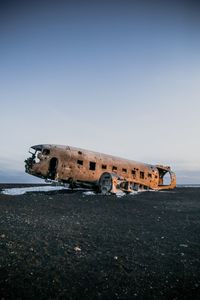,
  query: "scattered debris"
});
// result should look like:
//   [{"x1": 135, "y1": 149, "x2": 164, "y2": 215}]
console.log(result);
[
  {"x1": 179, "y1": 244, "x2": 188, "y2": 248},
  {"x1": 74, "y1": 246, "x2": 81, "y2": 252}
]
